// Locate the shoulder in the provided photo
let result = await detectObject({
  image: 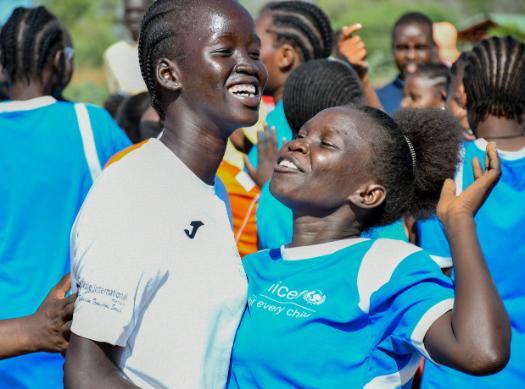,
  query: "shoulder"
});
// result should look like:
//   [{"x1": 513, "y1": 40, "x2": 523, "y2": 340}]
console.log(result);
[{"x1": 356, "y1": 239, "x2": 437, "y2": 313}]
